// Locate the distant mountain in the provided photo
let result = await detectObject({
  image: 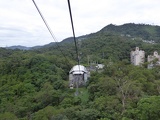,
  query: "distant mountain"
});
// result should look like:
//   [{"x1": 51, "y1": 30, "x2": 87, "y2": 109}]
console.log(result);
[
  {"x1": 6, "y1": 45, "x2": 31, "y2": 50},
  {"x1": 31, "y1": 42, "x2": 56, "y2": 50},
  {"x1": 61, "y1": 23, "x2": 160, "y2": 44},
  {"x1": 100, "y1": 23, "x2": 160, "y2": 42},
  {"x1": 5, "y1": 23, "x2": 160, "y2": 50},
  {"x1": 61, "y1": 34, "x2": 92, "y2": 44},
  {"x1": 5, "y1": 42, "x2": 56, "y2": 50}
]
